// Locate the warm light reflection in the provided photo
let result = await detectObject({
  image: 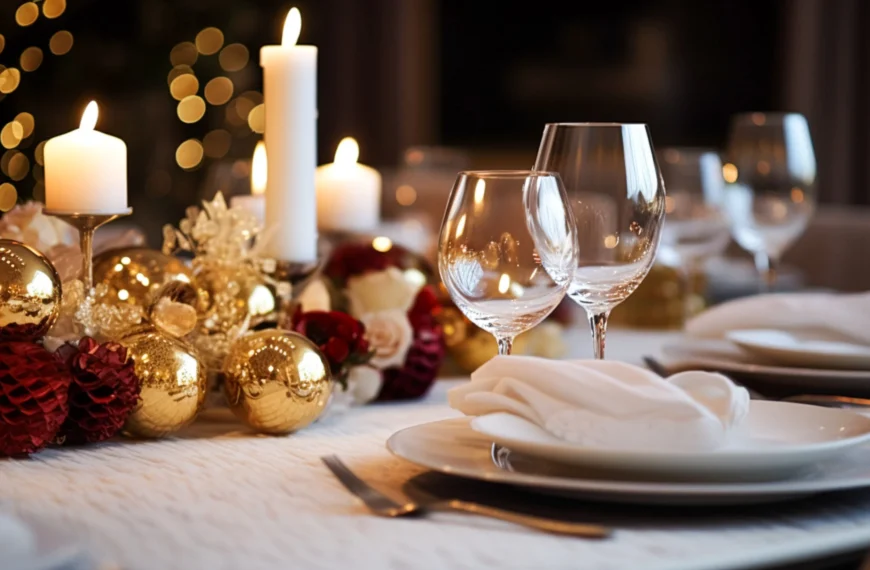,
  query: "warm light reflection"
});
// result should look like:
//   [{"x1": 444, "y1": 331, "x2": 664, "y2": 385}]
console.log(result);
[
  {"x1": 118, "y1": 289, "x2": 130, "y2": 301},
  {"x1": 80, "y1": 102, "x2": 98, "y2": 131},
  {"x1": 664, "y1": 196, "x2": 675, "y2": 214},
  {"x1": 248, "y1": 284, "x2": 275, "y2": 316},
  {"x1": 283, "y1": 8, "x2": 302, "y2": 46},
  {"x1": 604, "y1": 235, "x2": 619, "y2": 249},
  {"x1": 473, "y1": 179, "x2": 486, "y2": 204},
  {"x1": 26, "y1": 270, "x2": 53, "y2": 298},
  {"x1": 372, "y1": 236, "x2": 393, "y2": 252},
  {"x1": 455, "y1": 214, "x2": 467, "y2": 238},
  {"x1": 722, "y1": 163, "x2": 738, "y2": 183},
  {"x1": 497, "y1": 273, "x2": 510, "y2": 295},
  {"x1": 49, "y1": 31, "x2": 73, "y2": 56},
  {"x1": 791, "y1": 187, "x2": 805, "y2": 204},
  {"x1": 251, "y1": 141, "x2": 267, "y2": 195},
  {"x1": 757, "y1": 160, "x2": 771, "y2": 175},
  {"x1": 334, "y1": 137, "x2": 359, "y2": 166},
  {"x1": 396, "y1": 184, "x2": 416, "y2": 206},
  {"x1": 0, "y1": 183, "x2": 16, "y2": 212}
]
